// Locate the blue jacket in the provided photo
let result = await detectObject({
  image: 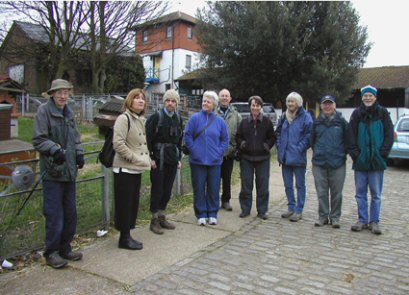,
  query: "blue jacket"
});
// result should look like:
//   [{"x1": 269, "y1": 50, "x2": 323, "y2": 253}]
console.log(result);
[
  {"x1": 276, "y1": 107, "x2": 313, "y2": 167},
  {"x1": 311, "y1": 111, "x2": 348, "y2": 169},
  {"x1": 184, "y1": 110, "x2": 229, "y2": 166}
]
